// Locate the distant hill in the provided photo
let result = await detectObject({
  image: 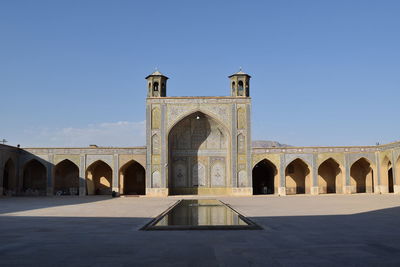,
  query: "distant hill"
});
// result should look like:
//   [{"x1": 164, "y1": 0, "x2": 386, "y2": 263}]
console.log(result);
[{"x1": 252, "y1": 140, "x2": 292, "y2": 148}]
